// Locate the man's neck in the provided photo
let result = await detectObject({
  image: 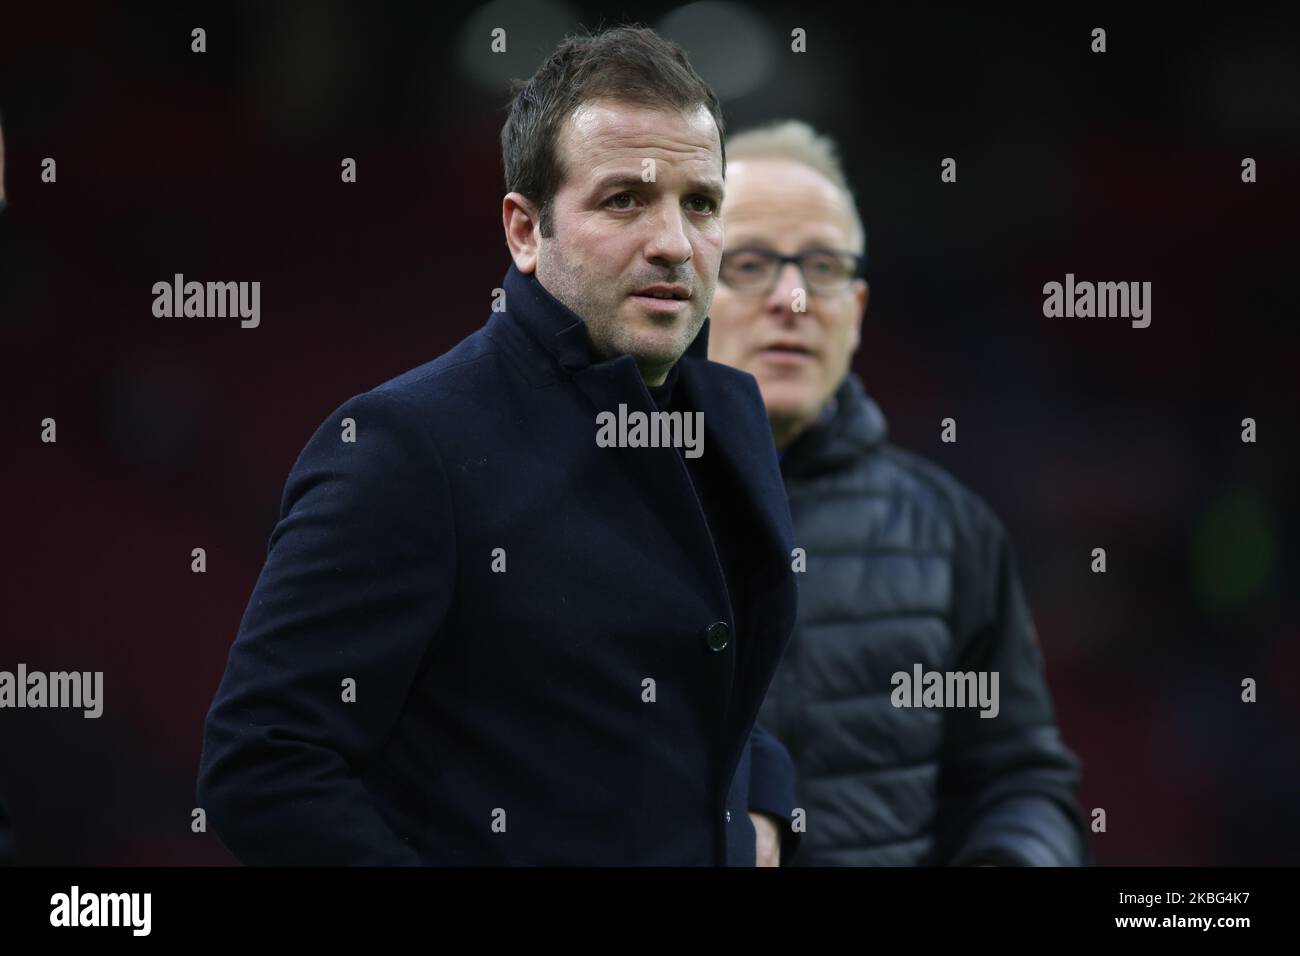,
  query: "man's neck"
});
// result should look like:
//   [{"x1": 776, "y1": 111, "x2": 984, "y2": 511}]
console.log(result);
[
  {"x1": 638, "y1": 361, "x2": 673, "y2": 387},
  {"x1": 771, "y1": 417, "x2": 806, "y2": 451},
  {"x1": 773, "y1": 398, "x2": 838, "y2": 450},
  {"x1": 582, "y1": 337, "x2": 672, "y2": 386}
]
